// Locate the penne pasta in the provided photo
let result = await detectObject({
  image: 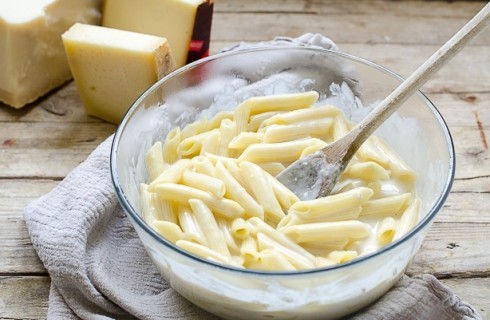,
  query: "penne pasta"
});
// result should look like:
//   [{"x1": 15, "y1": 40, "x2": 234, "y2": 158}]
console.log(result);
[
  {"x1": 149, "y1": 158, "x2": 193, "y2": 188},
  {"x1": 154, "y1": 183, "x2": 245, "y2": 219},
  {"x1": 262, "y1": 119, "x2": 333, "y2": 143},
  {"x1": 257, "y1": 249, "x2": 297, "y2": 271},
  {"x1": 162, "y1": 127, "x2": 182, "y2": 164},
  {"x1": 263, "y1": 105, "x2": 342, "y2": 126},
  {"x1": 240, "y1": 162, "x2": 285, "y2": 226},
  {"x1": 141, "y1": 92, "x2": 422, "y2": 271},
  {"x1": 177, "y1": 204, "x2": 207, "y2": 245},
  {"x1": 360, "y1": 193, "x2": 412, "y2": 217},
  {"x1": 393, "y1": 199, "x2": 420, "y2": 241},
  {"x1": 182, "y1": 170, "x2": 226, "y2": 198},
  {"x1": 217, "y1": 118, "x2": 237, "y2": 156},
  {"x1": 151, "y1": 220, "x2": 184, "y2": 244},
  {"x1": 257, "y1": 232, "x2": 314, "y2": 269},
  {"x1": 145, "y1": 141, "x2": 166, "y2": 182},
  {"x1": 288, "y1": 187, "x2": 374, "y2": 222},
  {"x1": 327, "y1": 250, "x2": 358, "y2": 264},
  {"x1": 283, "y1": 220, "x2": 371, "y2": 243},
  {"x1": 215, "y1": 161, "x2": 264, "y2": 219},
  {"x1": 189, "y1": 199, "x2": 231, "y2": 257},
  {"x1": 238, "y1": 138, "x2": 325, "y2": 163},
  {"x1": 376, "y1": 217, "x2": 397, "y2": 246},
  {"x1": 344, "y1": 161, "x2": 390, "y2": 181}
]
